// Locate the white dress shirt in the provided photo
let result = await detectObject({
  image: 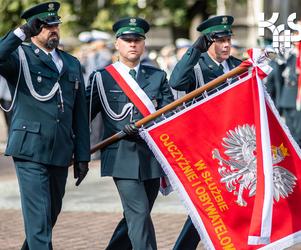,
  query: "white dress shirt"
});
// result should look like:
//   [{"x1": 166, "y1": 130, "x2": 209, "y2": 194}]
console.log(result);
[{"x1": 13, "y1": 28, "x2": 63, "y2": 73}]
